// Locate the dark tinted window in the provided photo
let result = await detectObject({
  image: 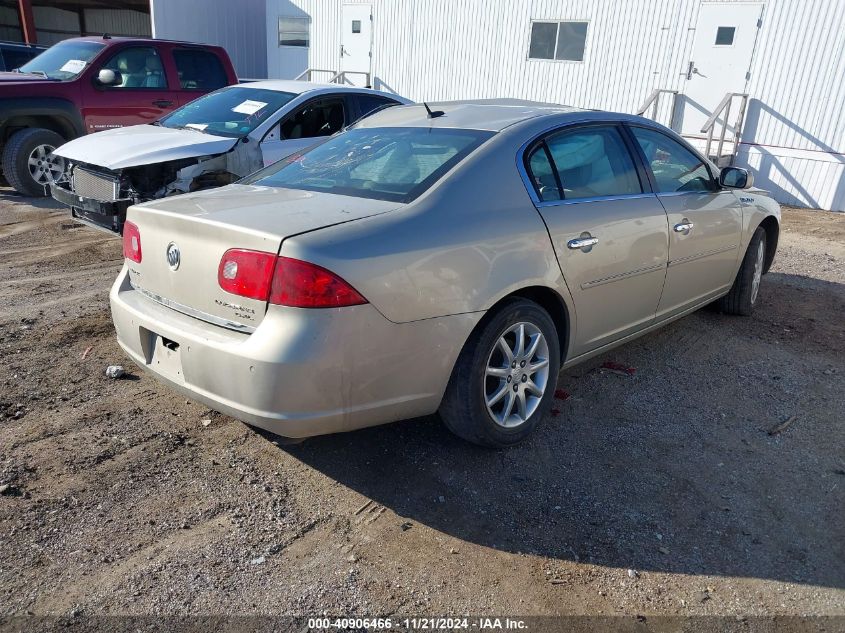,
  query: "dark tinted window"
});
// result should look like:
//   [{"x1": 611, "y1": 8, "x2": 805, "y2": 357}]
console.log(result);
[
  {"x1": 173, "y1": 49, "x2": 228, "y2": 91},
  {"x1": 630, "y1": 127, "x2": 716, "y2": 193},
  {"x1": 2, "y1": 47, "x2": 40, "y2": 71},
  {"x1": 246, "y1": 127, "x2": 493, "y2": 203},
  {"x1": 280, "y1": 98, "x2": 346, "y2": 140},
  {"x1": 357, "y1": 94, "x2": 400, "y2": 119},
  {"x1": 529, "y1": 126, "x2": 641, "y2": 200}
]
